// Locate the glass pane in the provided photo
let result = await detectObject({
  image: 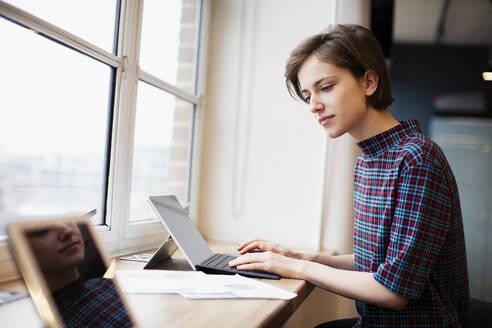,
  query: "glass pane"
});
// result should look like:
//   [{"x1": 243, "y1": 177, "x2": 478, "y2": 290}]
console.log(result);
[
  {"x1": 0, "y1": 17, "x2": 111, "y2": 234},
  {"x1": 4, "y1": 0, "x2": 119, "y2": 53},
  {"x1": 139, "y1": 0, "x2": 200, "y2": 93},
  {"x1": 130, "y1": 81, "x2": 194, "y2": 222}
]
